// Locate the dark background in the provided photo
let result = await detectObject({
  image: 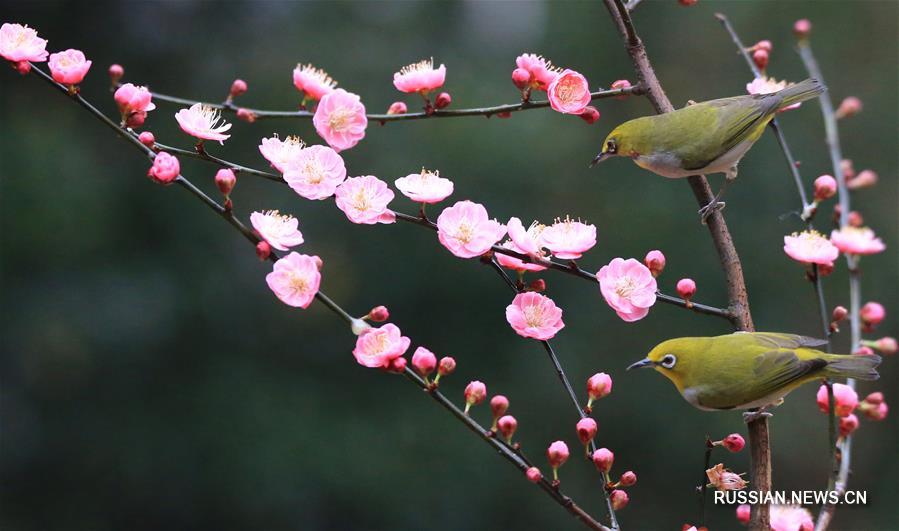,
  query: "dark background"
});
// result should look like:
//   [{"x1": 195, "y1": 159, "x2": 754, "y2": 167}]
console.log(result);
[{"x1": 1, "y1": 1, "x2": 896, "y2": 530}]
